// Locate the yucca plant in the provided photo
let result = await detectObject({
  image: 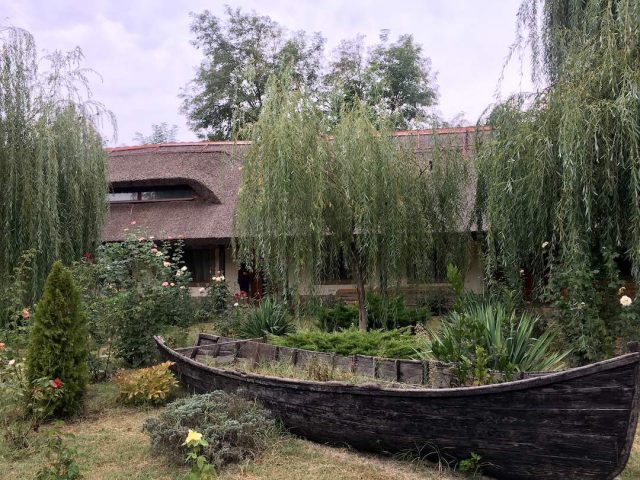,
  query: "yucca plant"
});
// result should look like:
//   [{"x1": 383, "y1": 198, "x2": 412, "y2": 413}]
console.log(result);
[
  {"x1": 423, "y1": 304, "x2": 570, "y2": 383},
  {"x1": 239, "y1": 298, "x2": 296, "y2": 338}
]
